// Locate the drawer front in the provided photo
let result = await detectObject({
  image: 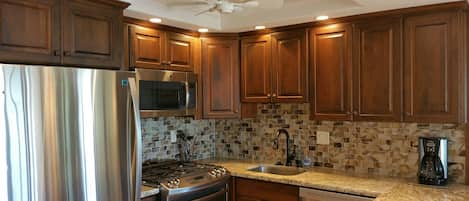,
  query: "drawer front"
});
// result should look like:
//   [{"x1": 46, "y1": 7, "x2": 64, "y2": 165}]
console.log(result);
[
  {"x1": 235, "y1": 178, "x2": 299, "y2": 201},
  {"x1": 300, "y1": 188, "x2": 374, "y2": 201}
]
